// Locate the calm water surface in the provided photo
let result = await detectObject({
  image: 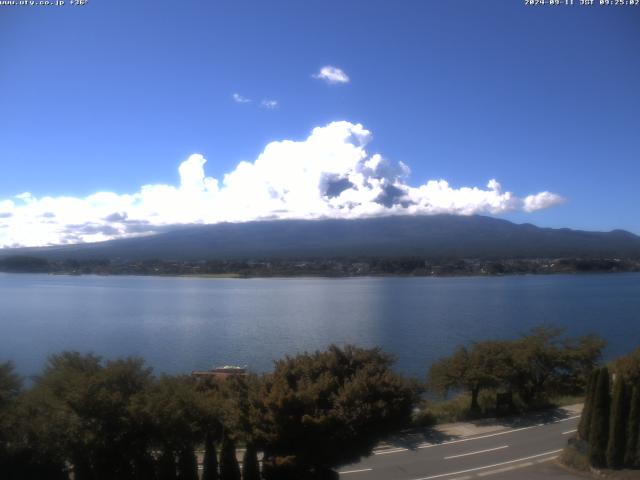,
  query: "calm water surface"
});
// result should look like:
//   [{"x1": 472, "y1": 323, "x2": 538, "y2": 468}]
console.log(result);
[{"x1": 1, "y1": 273, "x2": 639, "y2": 378}]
